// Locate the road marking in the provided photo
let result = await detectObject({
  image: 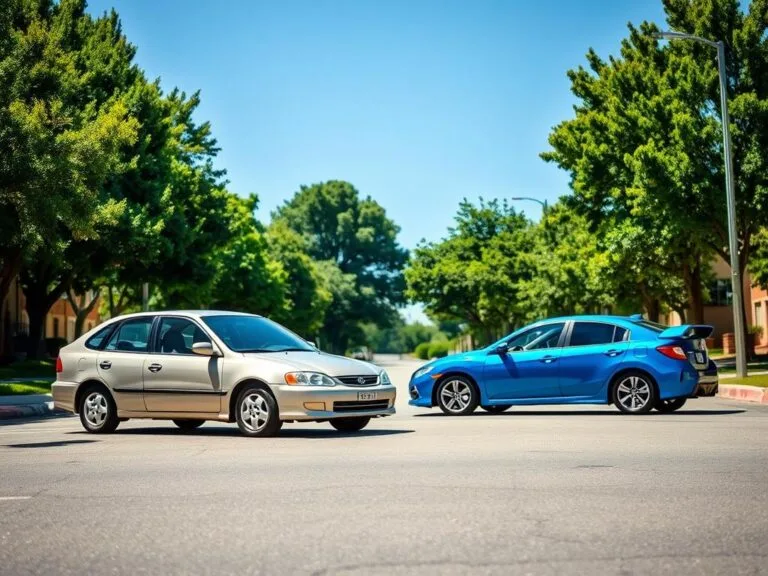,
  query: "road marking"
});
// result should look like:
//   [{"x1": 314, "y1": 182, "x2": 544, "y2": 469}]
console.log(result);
[{"x1": 0, "y1": 496, "x2": 31, "y2": 501}]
